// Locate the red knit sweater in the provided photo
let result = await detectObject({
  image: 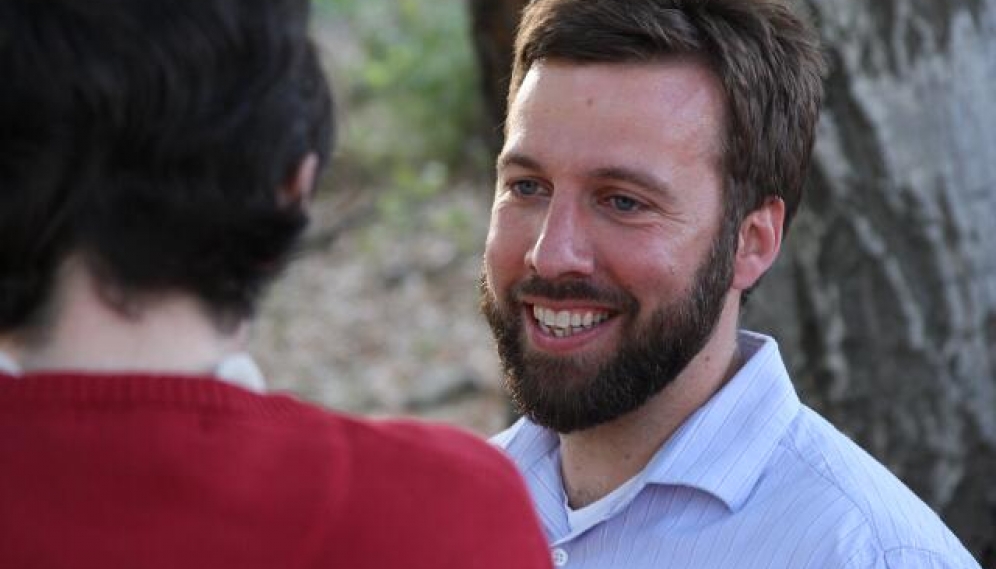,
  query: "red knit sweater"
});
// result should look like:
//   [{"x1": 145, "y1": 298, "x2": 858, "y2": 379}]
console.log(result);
[{"x1": 0, "y1": 372, "x2": 552, "y2": 568}]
